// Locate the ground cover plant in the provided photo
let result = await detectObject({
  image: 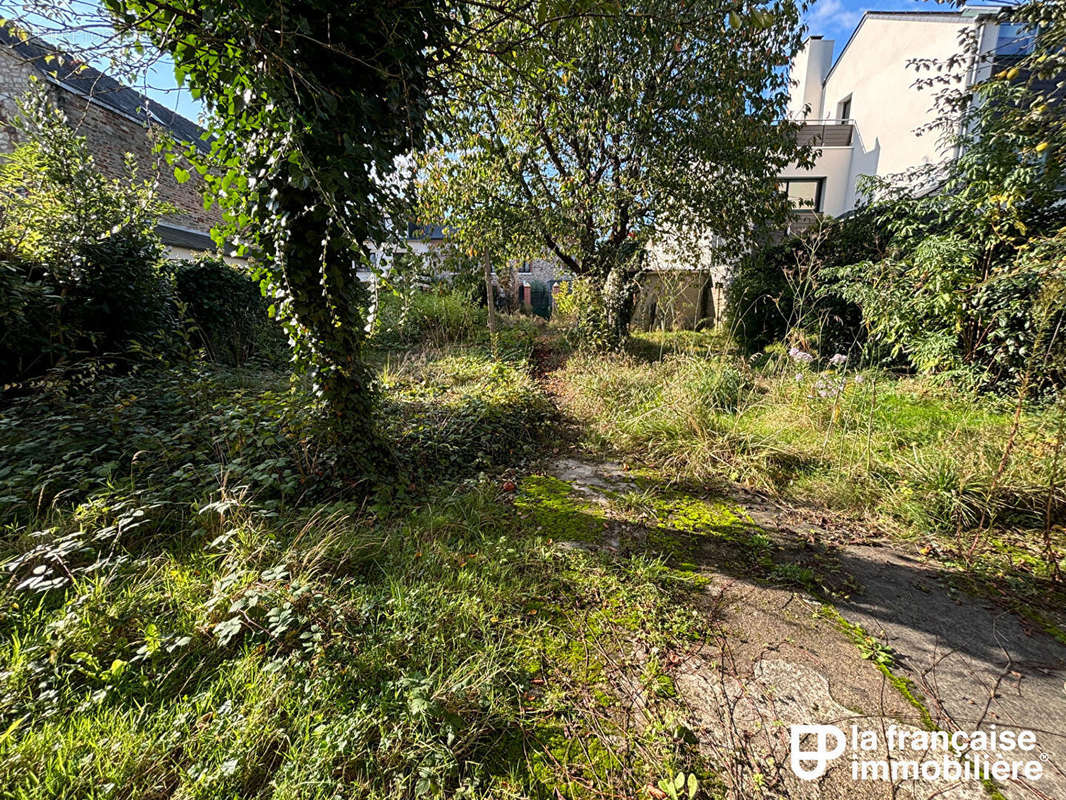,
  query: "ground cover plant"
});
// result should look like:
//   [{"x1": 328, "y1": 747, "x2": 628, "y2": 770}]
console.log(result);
[
  {"x1": 4, "y1": 1, "x2": 1066, "y2": 796},
  {"x1": 0, "y1": 306, "x2": 721, "y2": 799}
]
